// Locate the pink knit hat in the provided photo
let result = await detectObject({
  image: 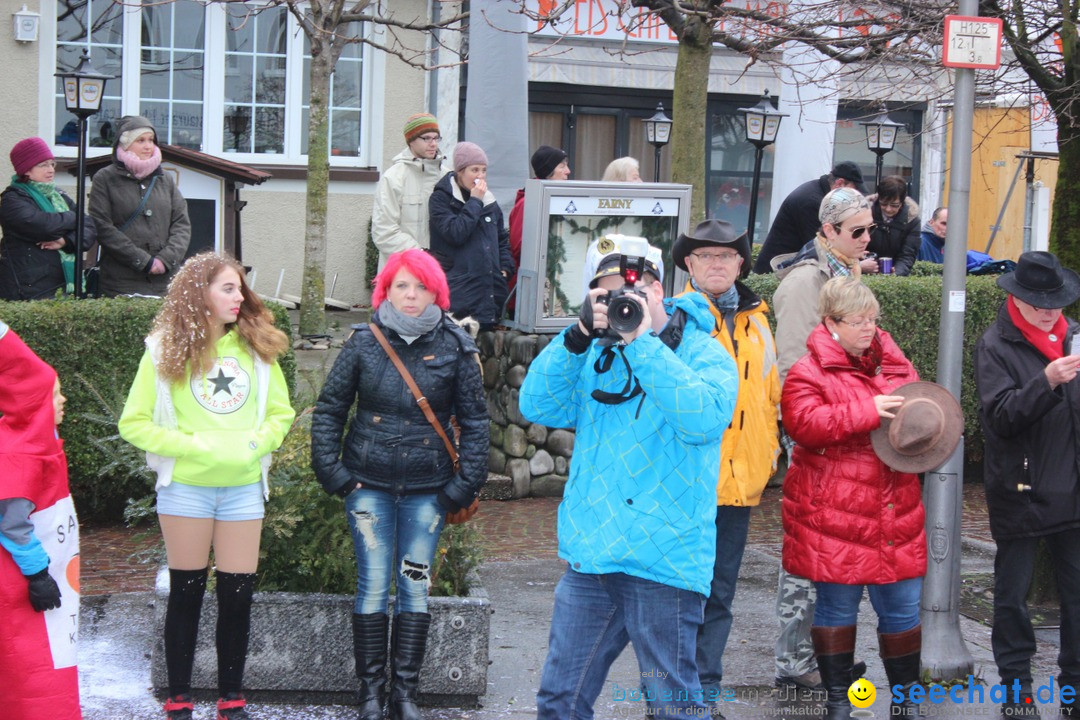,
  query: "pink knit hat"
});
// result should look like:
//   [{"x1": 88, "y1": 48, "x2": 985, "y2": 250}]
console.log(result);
[
  {"x1": 10, "y1": 138, "x2": 53, "y2": 177},
  {"x1": 453, "y1": 142, "x2": 488, "y2": 173}
]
